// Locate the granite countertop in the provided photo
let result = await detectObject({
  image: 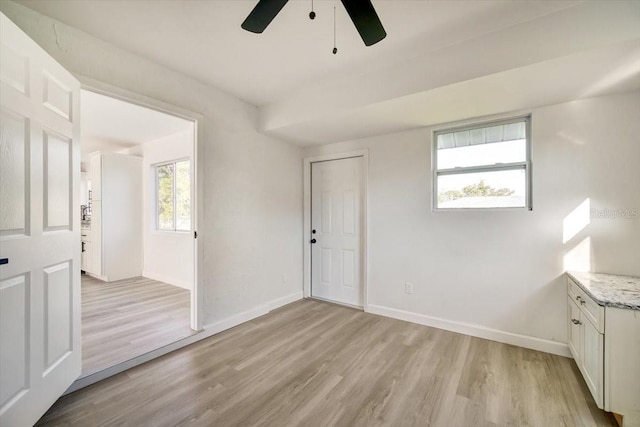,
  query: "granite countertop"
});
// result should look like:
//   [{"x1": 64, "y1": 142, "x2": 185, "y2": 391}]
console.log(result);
[{"x1": 567, "y1": 271, "x2": 640, "y2": 311}]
